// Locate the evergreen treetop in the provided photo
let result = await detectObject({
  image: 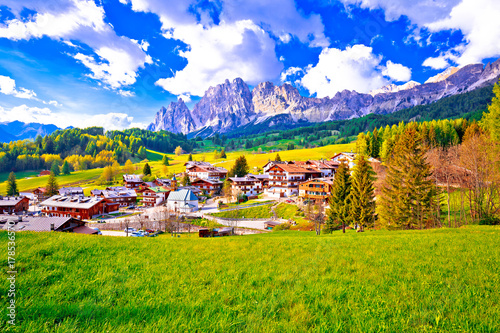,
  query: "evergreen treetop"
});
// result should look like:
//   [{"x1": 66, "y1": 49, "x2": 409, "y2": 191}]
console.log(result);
[
  {"x1": 350, "y1": 154, "x2": 376, "y2": 231},
  {"x1": 46, "y1": 172, "x2": 59, "y2": 196},
  {"x1": 325, "y1": 162, "x2": 352, "y2": 233},
  {"x1": 143, "y1": 163, "x2": 152, "y2": 176},
  {"x1": 6, "y1": 171, "x2": 18, "y2": 196}
]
